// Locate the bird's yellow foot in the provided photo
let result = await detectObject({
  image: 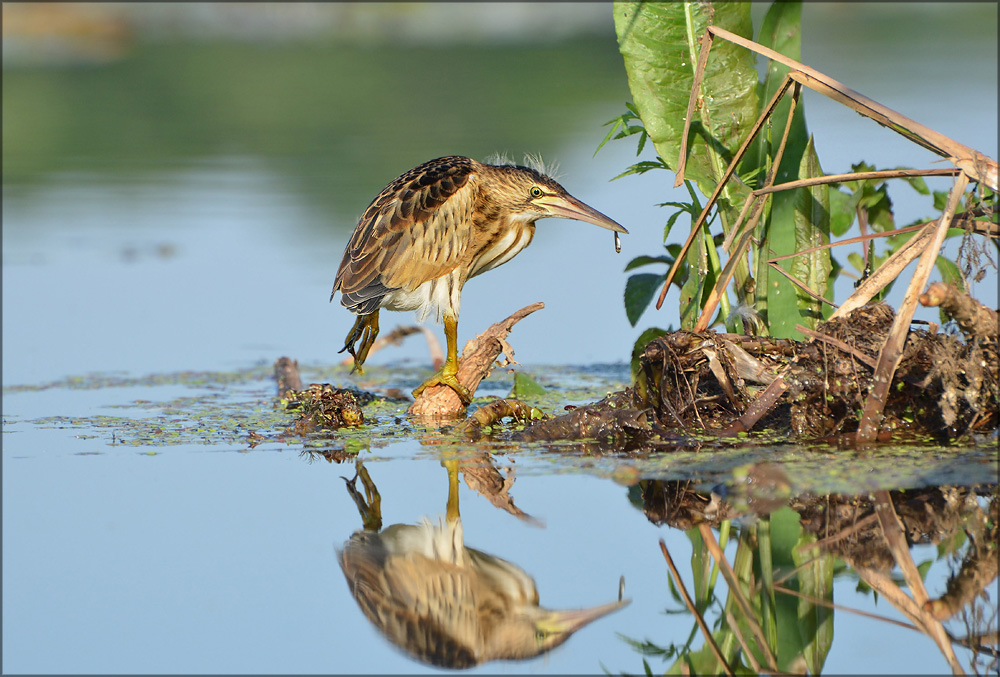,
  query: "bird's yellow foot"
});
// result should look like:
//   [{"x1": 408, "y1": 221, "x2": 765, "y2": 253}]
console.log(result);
[{"x1": 412, "y1": 368, "x2": 471, "y2": 404}]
